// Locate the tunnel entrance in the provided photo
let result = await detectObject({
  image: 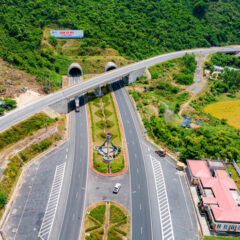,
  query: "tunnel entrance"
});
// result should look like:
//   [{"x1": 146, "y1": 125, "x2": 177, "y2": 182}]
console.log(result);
[
  {"x1": 69, "y1": 67, "x2": 82, "y2": 77},
  {"x1": 68, "y1": 63, "x2": 83, "y2": 77},
  {"x1": 104, "y1": 62, "x2": 117, "y2": 72},
  {"x1": 106, "y1": 66, "x2": 117, "y2": 71}
]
